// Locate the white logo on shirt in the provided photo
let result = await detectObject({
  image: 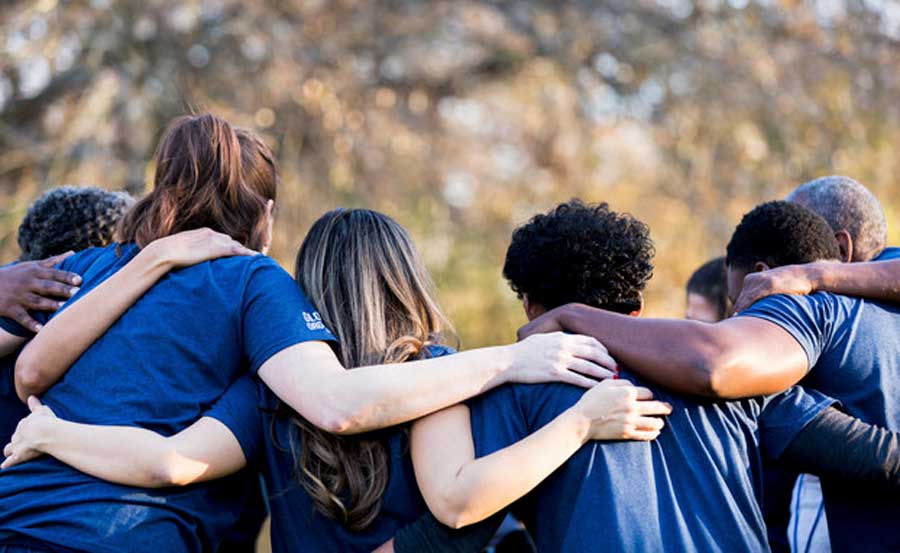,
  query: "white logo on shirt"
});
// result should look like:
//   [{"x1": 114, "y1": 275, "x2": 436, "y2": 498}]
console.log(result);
[{"x1": 303, "y1": 311, "x2": 325, "y2": 331}]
